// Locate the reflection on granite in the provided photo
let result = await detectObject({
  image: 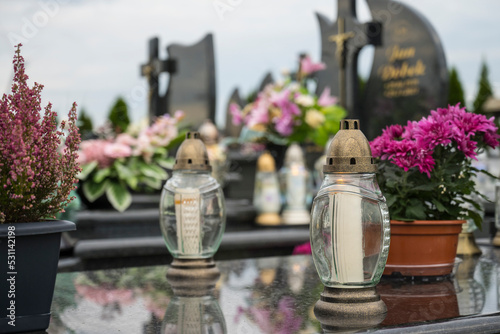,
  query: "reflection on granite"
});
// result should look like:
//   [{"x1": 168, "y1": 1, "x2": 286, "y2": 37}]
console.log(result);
[{"x1": 48, "y1": 249, "x2": 500, "y2": 333}]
